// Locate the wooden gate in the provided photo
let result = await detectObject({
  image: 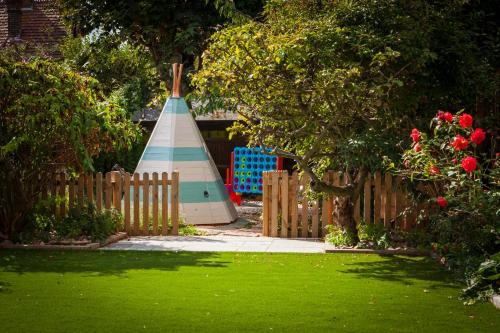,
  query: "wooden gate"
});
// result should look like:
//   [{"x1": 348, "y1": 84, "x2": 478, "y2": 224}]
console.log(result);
[{"x1": 262, "y1": 171, "x2": 417, "y2": 238}]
